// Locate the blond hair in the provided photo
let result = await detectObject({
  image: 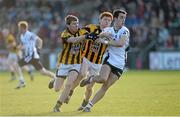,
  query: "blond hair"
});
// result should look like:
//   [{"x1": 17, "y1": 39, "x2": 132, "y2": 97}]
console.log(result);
[
  {"x1": 65, "y1": 15, "x2": 79, "y2": 25},
  {"x1": 18, "y1": 21, "x2": 28, "y2": 29}
]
